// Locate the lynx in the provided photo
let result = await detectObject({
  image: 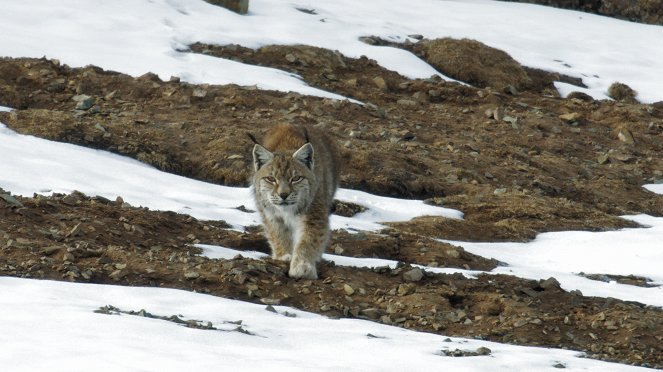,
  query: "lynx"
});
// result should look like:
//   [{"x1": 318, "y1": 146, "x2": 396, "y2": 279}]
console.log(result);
[{"x1": 250, "y1": 123, "x2": 340, "y2": 279}]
